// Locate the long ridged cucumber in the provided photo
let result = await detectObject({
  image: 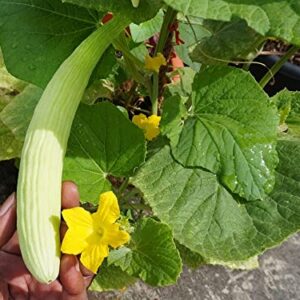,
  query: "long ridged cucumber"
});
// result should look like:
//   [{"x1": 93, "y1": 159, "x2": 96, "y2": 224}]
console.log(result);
[{"x1": 17, "y1": 16, "x2": 129, "y2": 284}]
